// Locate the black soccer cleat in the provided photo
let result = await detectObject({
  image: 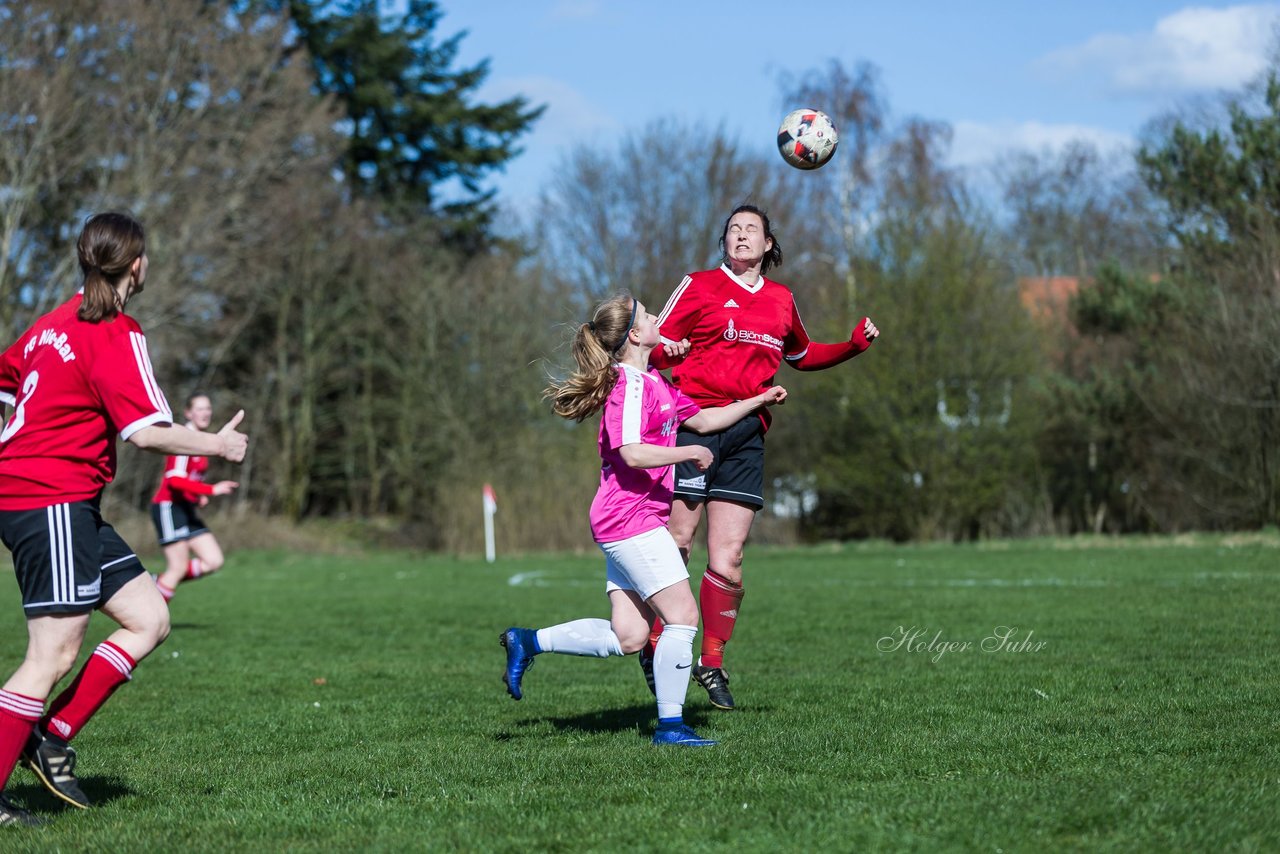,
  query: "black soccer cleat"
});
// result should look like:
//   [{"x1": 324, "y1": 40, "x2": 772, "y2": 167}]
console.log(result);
[
  {"x1": 22, "y1": 728, "x2": 89, "y2": 809},
  {"x1": 692, "y1": 665, "x2": 735, "y2": 710},
  {"x1": 0, "y1": 795, "x2": 40, "y2": 827},
  {"x1": 638, "y1": 650, "x2": 656, "y2": 697}
]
